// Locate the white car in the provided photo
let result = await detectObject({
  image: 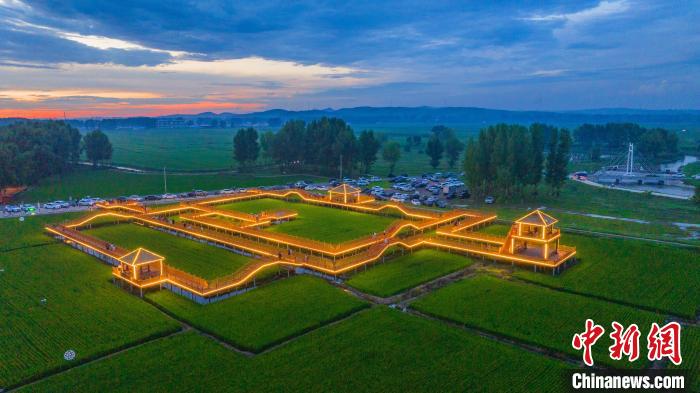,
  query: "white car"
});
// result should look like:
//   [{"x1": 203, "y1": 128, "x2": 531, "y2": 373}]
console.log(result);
[
  {"x1": 304, "y1": 185, "x2": 316, "y2": 191},
  {"x1": 315, "y1": 185, "x2": 328, "y2": 191},
  {"x1": 484, "y1": 196, "x2": 495, "y2": 204},
  {"x1": 78, "y1": 198, "x2": 95, "y2": 206},
  {"x1": 161, "y1": 193, "x2": 178, "y2": 199},
  {"x1": 55, "y1": 200, "x2": 70, "y2": 208},
  {"x1": 411, "y1": 199, "x2": 422, "y2": 206},
  {"x1": 127, "y1": 195, "x2": 143, "y2": 202},
  {"x1": 43, "y1": 202, "x2": 59, "y2": 209},
  {"x1": 219, "y1": 189, "x2": 235, "y2": 195}
]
